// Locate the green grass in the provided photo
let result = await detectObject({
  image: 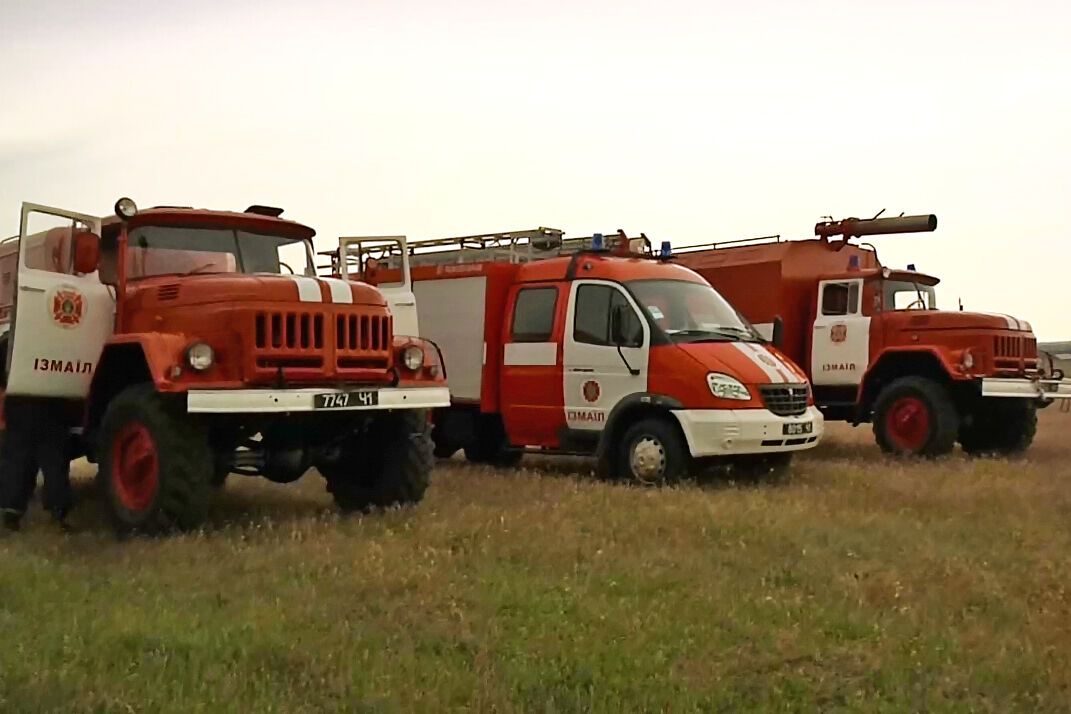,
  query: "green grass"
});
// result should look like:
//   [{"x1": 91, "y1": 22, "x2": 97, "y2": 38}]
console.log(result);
[{"x1": 1, "y1": 410, "x2": 1070, "y2": 712}]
